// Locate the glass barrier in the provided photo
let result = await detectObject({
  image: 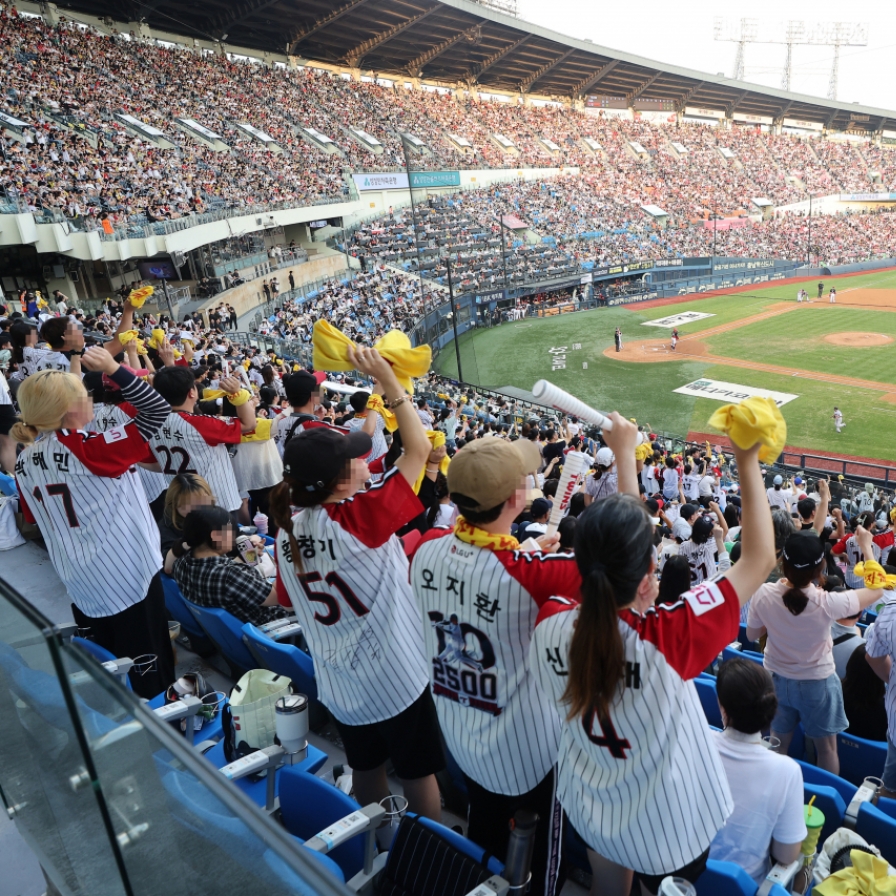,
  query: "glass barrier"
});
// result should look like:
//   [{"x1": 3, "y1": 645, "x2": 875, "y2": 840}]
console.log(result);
[{"x1": 0, "y1": 579, "x2": 349, "y2": 896}]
